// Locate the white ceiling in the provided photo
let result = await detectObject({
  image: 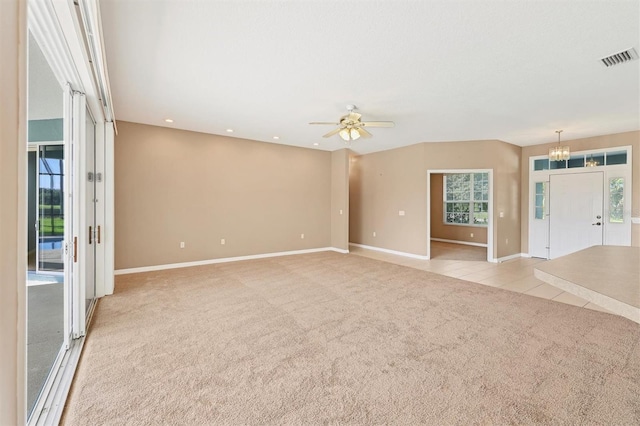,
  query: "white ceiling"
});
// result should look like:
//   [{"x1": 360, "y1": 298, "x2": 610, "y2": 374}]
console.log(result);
[{"x1": 100, "y1": 0, "x2": 640, "y2": 154}]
